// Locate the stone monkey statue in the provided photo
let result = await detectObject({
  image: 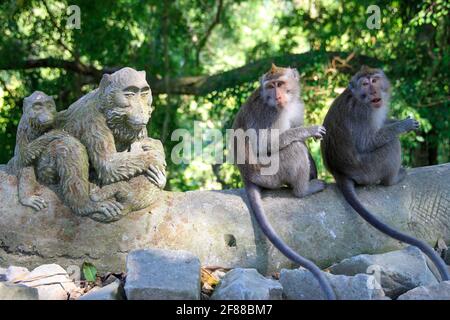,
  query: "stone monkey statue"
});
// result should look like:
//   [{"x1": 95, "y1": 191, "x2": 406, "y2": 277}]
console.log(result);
[
  {"x1": 53, "y1": 67, "x2": 167, "y2": 222},
  {"x1": 8, "y1": 91, "x2": 123, "y2": 218},
  {"x1": 7, "y1": 91, "x2": 67, "y2": 211}
]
